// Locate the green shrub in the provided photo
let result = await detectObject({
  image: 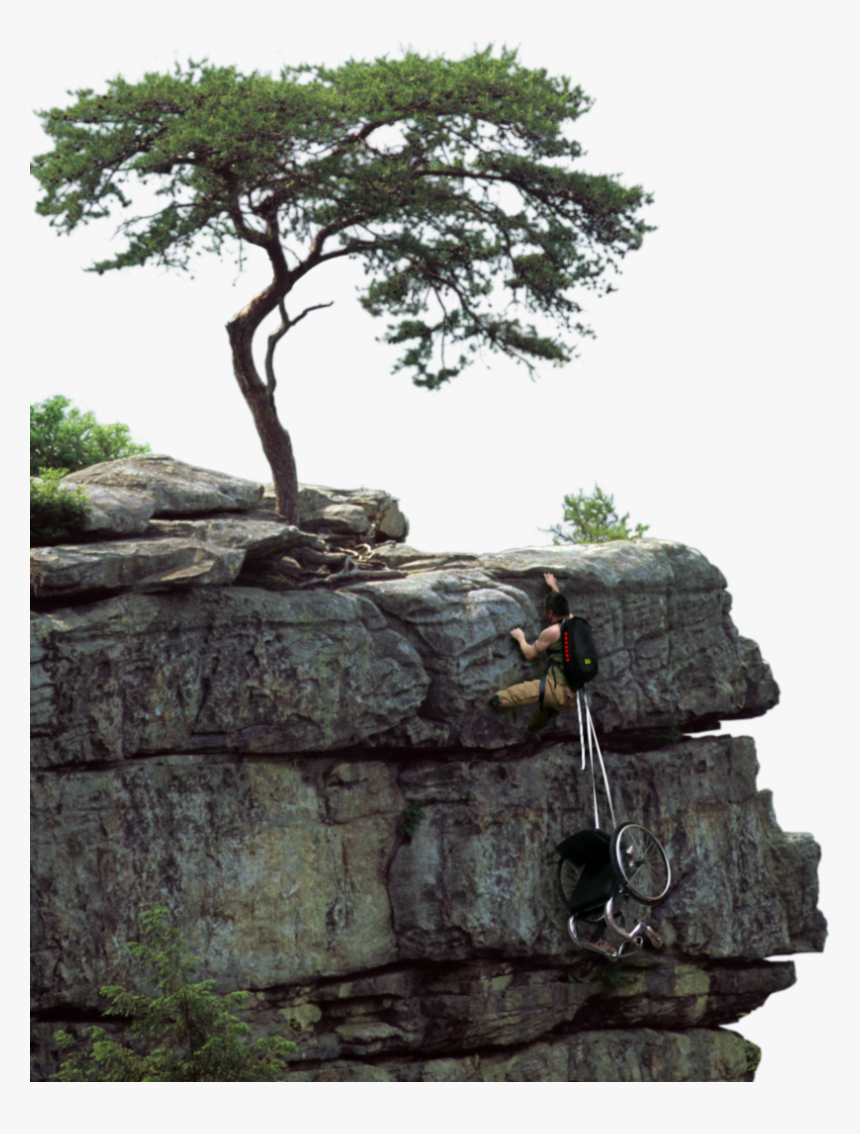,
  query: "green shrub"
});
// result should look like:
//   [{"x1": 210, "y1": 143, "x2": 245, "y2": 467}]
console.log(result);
[
  {"x1": 30, "y1": 394, "x2": 150, "y2": 476},
  {"x1": 52, "y1": 907, "x2": 297, "y2": 1082},
  {"x1": 544, "y1": 484, "x2": 650, "y2": 544},
  {"x1": 30, "y1": 395, "x2": 150, "y2": 547},
  {"x1": 30, "y1": 468, "x2": 90, "y2": 547}
]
